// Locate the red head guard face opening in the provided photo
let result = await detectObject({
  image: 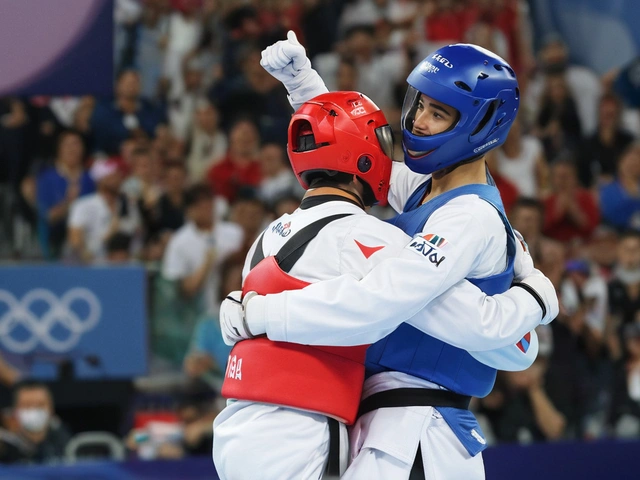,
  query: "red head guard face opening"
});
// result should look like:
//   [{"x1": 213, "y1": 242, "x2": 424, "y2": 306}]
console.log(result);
[{"x1": 287, "y1": 91, "x2": 394, "y2": 206}]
